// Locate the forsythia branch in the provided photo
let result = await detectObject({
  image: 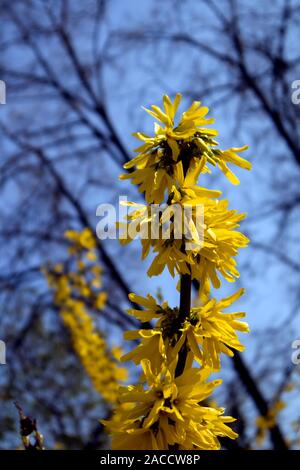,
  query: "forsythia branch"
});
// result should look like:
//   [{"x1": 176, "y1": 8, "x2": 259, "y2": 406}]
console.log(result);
[{"x1": 104, "y1": 93, "x2": 252, "y2": 450}]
